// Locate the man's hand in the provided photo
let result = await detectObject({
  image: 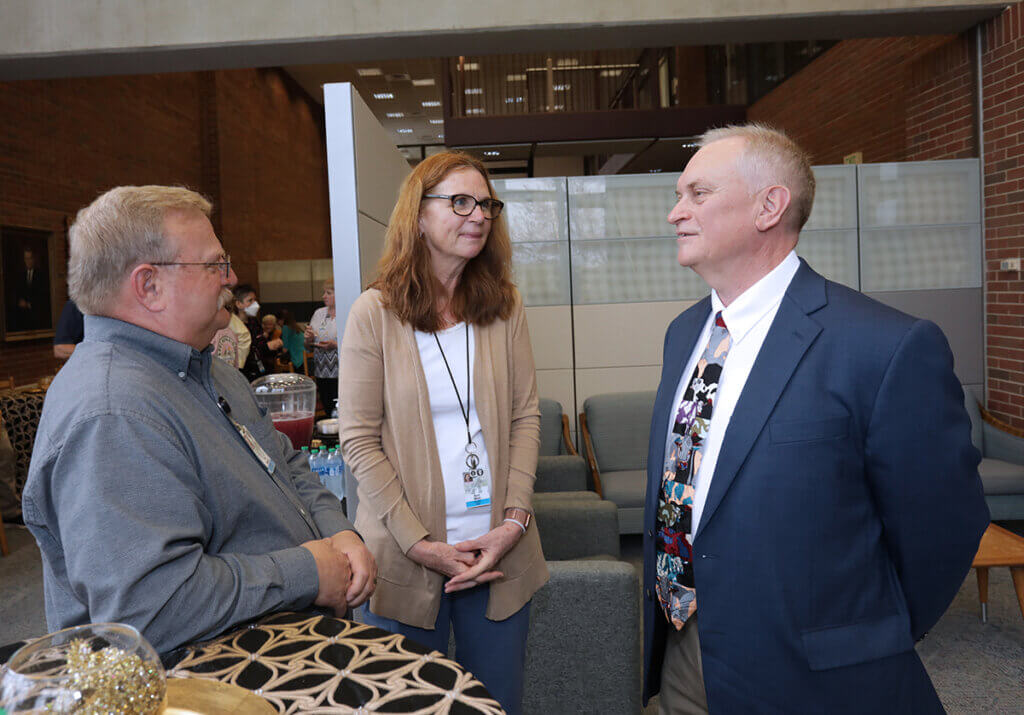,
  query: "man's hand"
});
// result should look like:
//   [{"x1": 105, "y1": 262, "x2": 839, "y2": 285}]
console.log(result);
[
  {"x1": 446, "y1": 522, "x2": 522, "y2": 593},
  {"x1": 302, "y1": 538, "x2": 352, "y2": 614},
  {"x1": 407, "y1": 539, "x2": 487, "y2": 581},
  {"x1": 327, "y1": 530, "x2": 377, "y2": 607}
]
